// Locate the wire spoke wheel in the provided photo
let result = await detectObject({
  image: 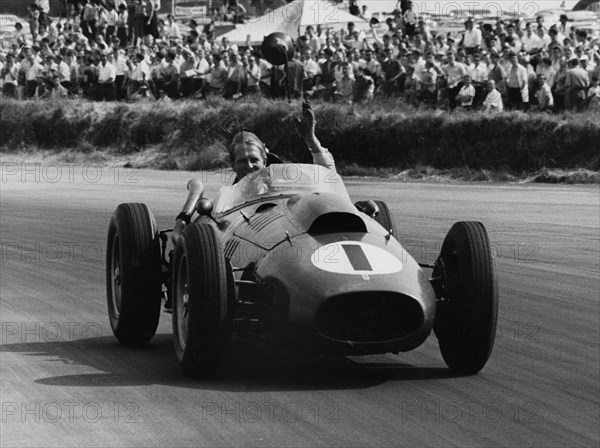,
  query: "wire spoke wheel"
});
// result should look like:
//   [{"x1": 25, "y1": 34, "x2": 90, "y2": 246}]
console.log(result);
[
  {"x1": 110, "y1": 235, "x2": 122, "y2": 319},
  {"x1": 175, "y1": 255, "x2": 190, "y2": 352},
  {"x1": 172, "y1": 222, "x2": 232, "y2": 378},
  {"x1": 434, "y1": 221, "x2": 498, "y2": 375},
  {"x1": 105, "y1": 203, "x2": 161, "y2": 345}
]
